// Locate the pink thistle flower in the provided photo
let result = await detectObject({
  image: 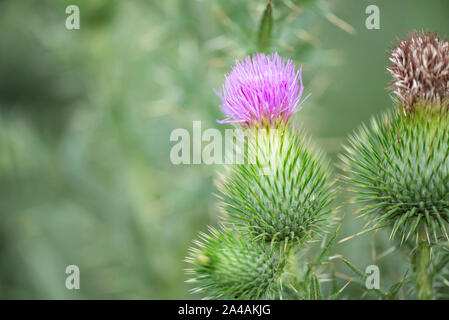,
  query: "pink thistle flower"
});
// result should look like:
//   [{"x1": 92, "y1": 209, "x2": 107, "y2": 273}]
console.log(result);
[{"x1": 216, "y1": 53, "x2": 309, "y2": 127}]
